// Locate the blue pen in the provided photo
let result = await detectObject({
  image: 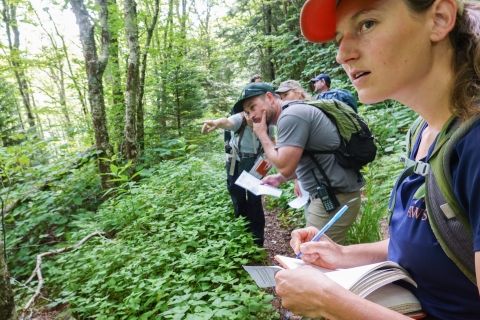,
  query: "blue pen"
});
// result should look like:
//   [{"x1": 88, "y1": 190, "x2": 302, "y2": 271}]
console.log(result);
[{"x1": 296, "y1": 205, "x2": 349, "y2": 259}]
